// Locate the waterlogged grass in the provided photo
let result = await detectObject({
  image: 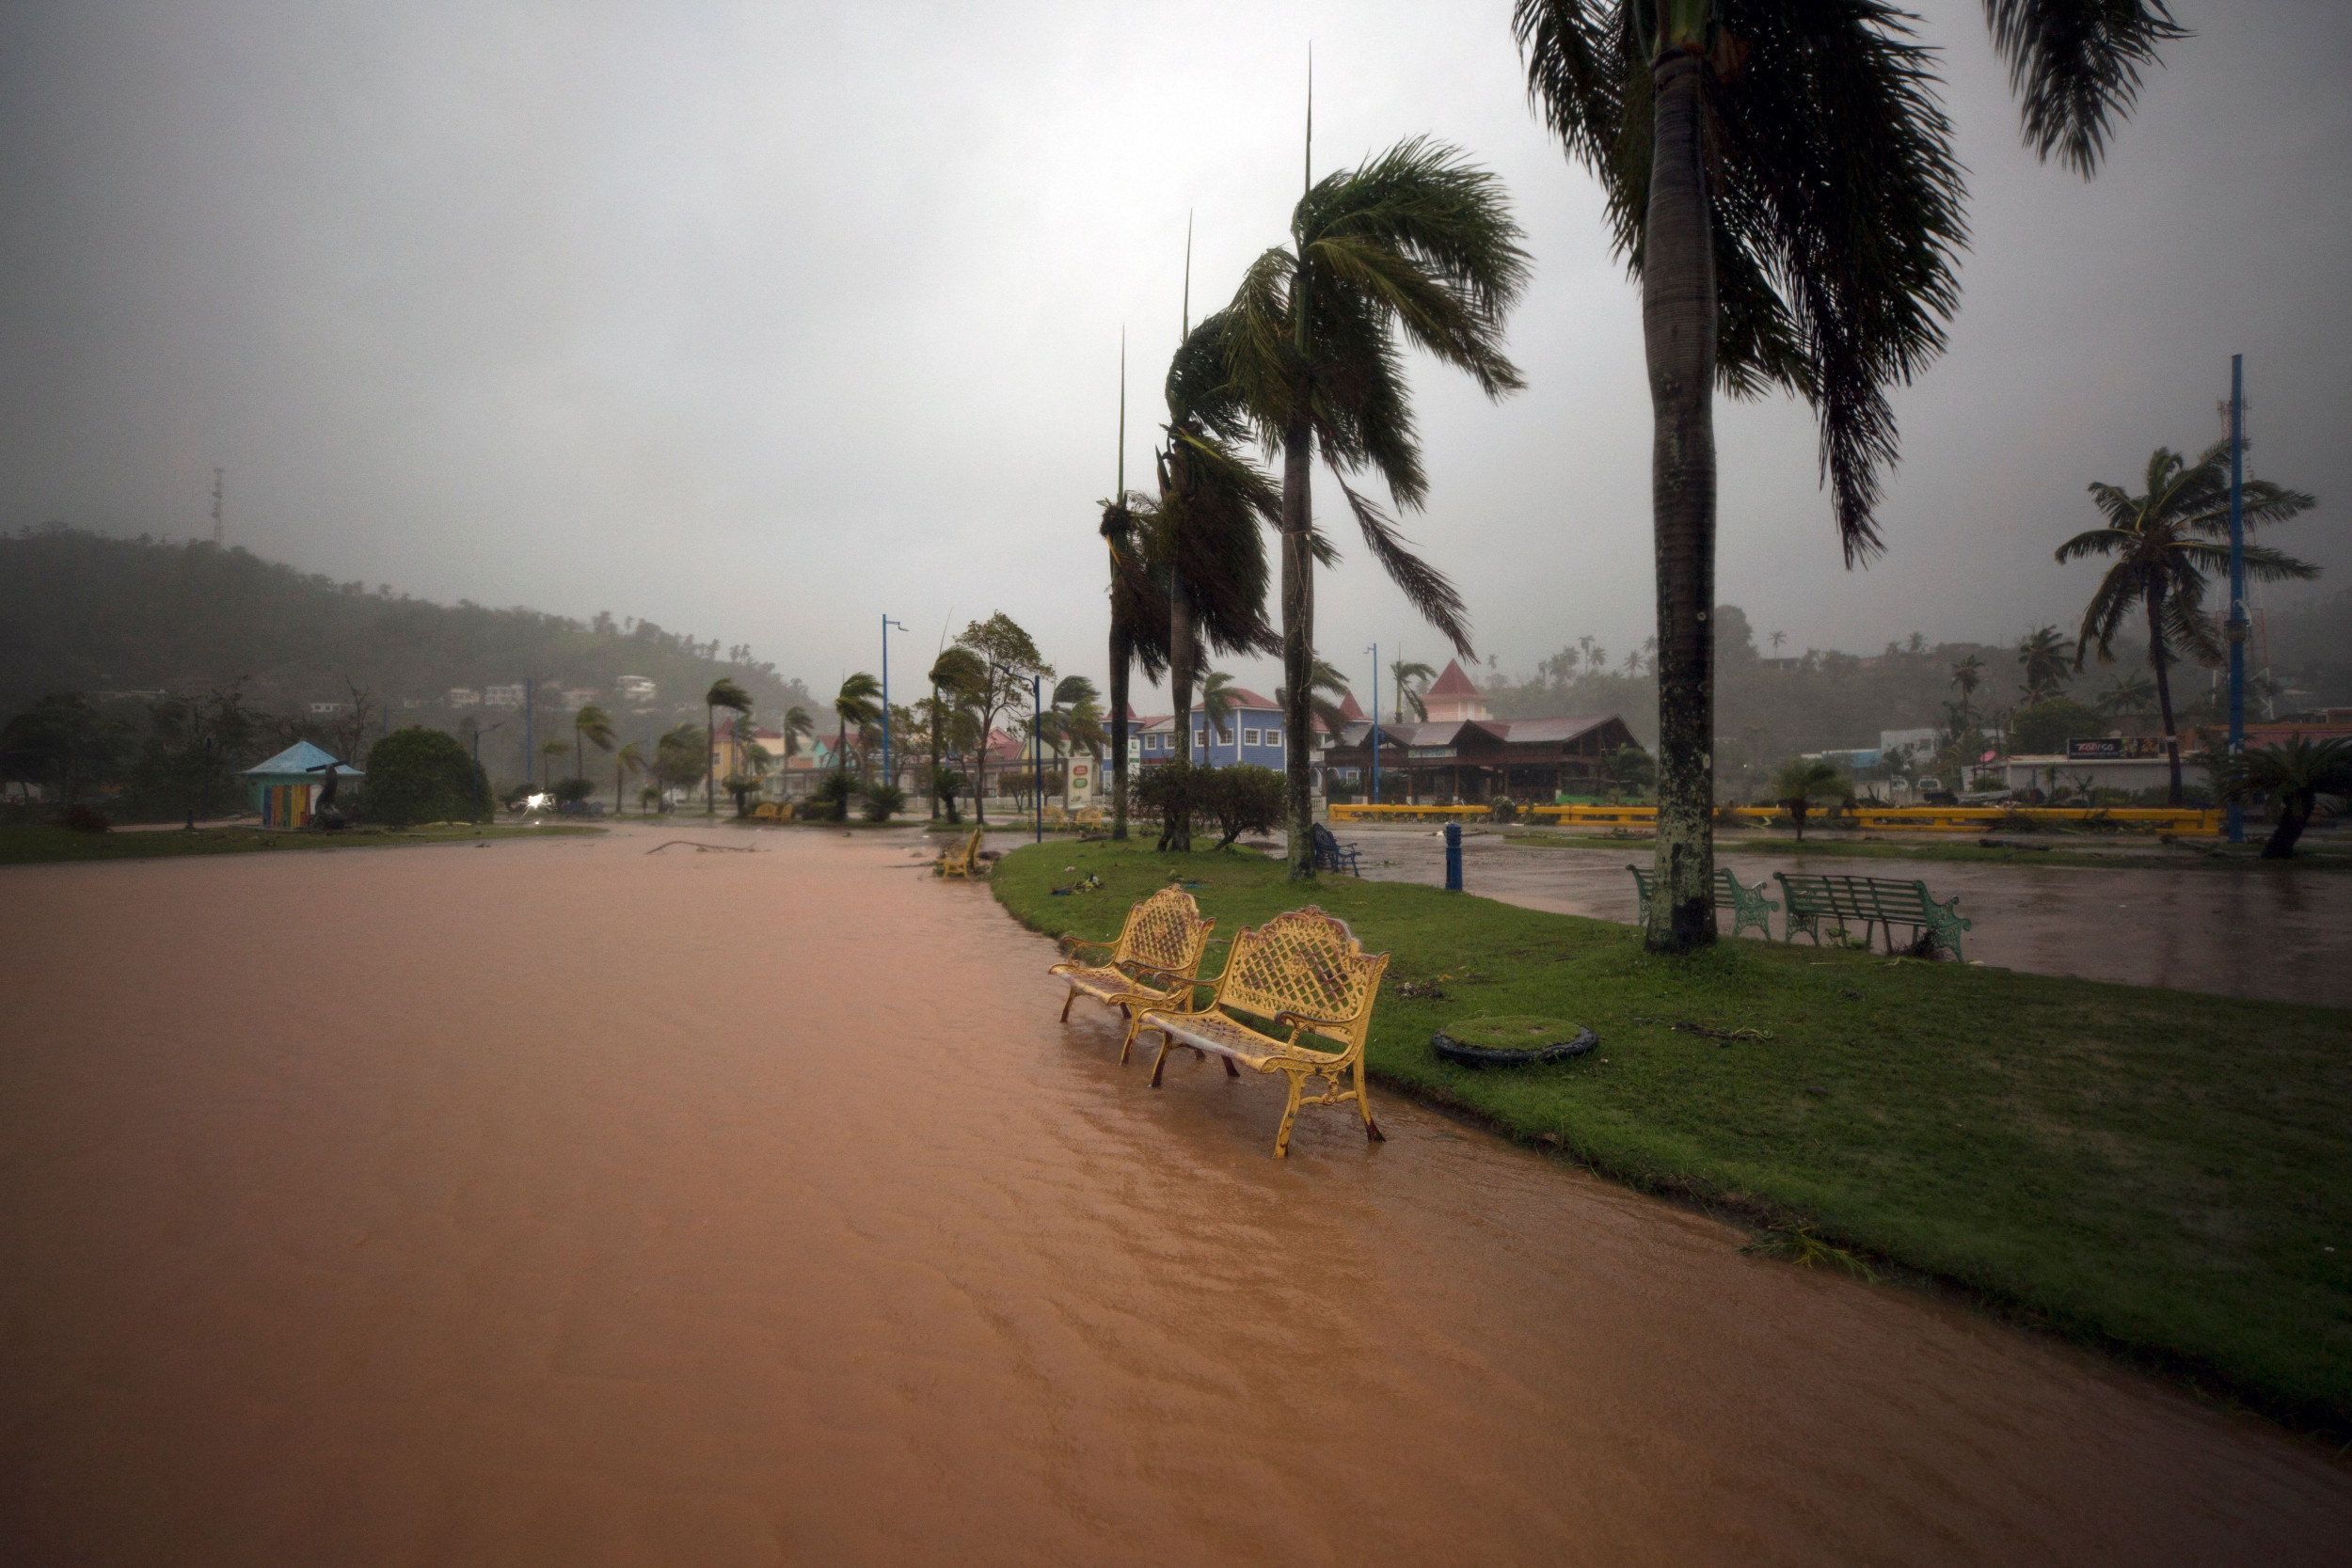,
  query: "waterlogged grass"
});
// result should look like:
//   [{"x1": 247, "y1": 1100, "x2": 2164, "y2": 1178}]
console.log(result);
[
  {"x1": 1505, "y1": 829, "x2": 2352, "y2": 871},
  {"x1": 993, "y1": 837, "x2": 2352, "y2": 1432},
  {"x1": 0, "y1": 822, "x2": 597, "y2": 864}
]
